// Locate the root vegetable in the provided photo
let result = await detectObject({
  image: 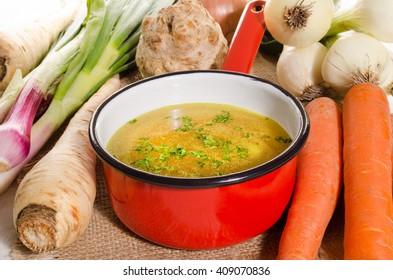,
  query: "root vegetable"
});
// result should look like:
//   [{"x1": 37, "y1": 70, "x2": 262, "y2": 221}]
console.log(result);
[
  {"x1": 0, "y1": 0, "x2": 83, "y2": 91},
  {"x1": 277, "y1": 97, "x2": 343, "y2": 260},
  {"x1": 135, "y1": 0, "x2": 228, "y2": 78},
  {"x1": 342, "y1": 82, "x2": 393, "y2": 260},
  {"x1": 13, "y1": 75, "x2": 121, "y2": 253},
  {"x1": 391, "y1": 114, "x2": 393, "y2": 196}
]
